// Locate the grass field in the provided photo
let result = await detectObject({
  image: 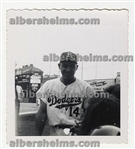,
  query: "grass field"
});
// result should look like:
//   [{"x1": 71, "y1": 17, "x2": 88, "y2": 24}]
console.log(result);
[
  {"x1": 17, "y1": 103, "x2": 50, "y2": 136},
  {"x1": 18, "y1": 114, "x2": 50, "y2": 136},
  {"x1": 20, "y1": 103, "x2": 38, "y2": 113}
]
